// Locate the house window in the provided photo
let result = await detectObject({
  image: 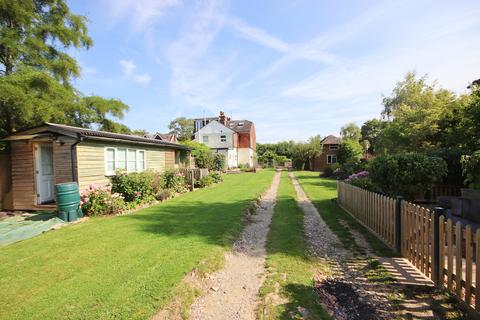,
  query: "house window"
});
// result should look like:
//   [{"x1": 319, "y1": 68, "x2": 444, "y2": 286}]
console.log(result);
[
  {"x1": 220, "y1": 135, "x2": 226, "y2": 142},
  {"x1": 327, "y1": 155, "x2": 337, "y2": 164},
  {"x1": 203, "y1": 136, "x2": 209, "y2": 143},
  {"x1": 329, "y1": 144, "x2": 339, "y2": 150},
  {"x1": 104, "y1": 148, "x2": 147, "y2": 175}
]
